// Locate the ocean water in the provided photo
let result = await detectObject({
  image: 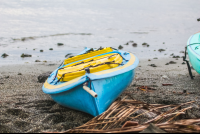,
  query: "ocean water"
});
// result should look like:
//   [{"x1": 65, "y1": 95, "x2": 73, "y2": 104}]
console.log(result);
[{"x1": 0, "y1": 0, "x2": 200, "y2": 66}]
